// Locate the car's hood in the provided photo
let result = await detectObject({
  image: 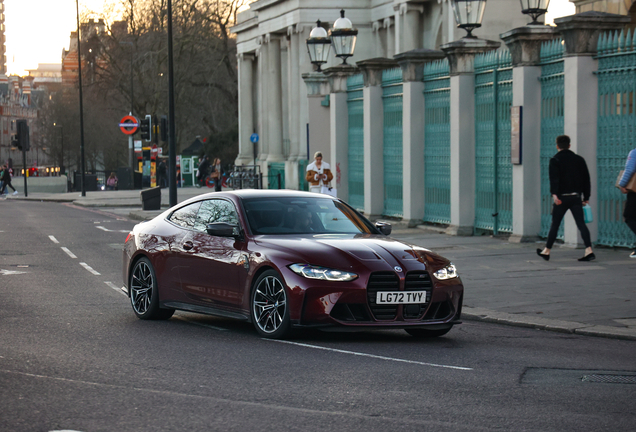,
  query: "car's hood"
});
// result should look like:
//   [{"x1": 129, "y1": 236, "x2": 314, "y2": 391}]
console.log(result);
[{"x1": 253, "y1": 234, "x2": 449, "y2": 273}]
